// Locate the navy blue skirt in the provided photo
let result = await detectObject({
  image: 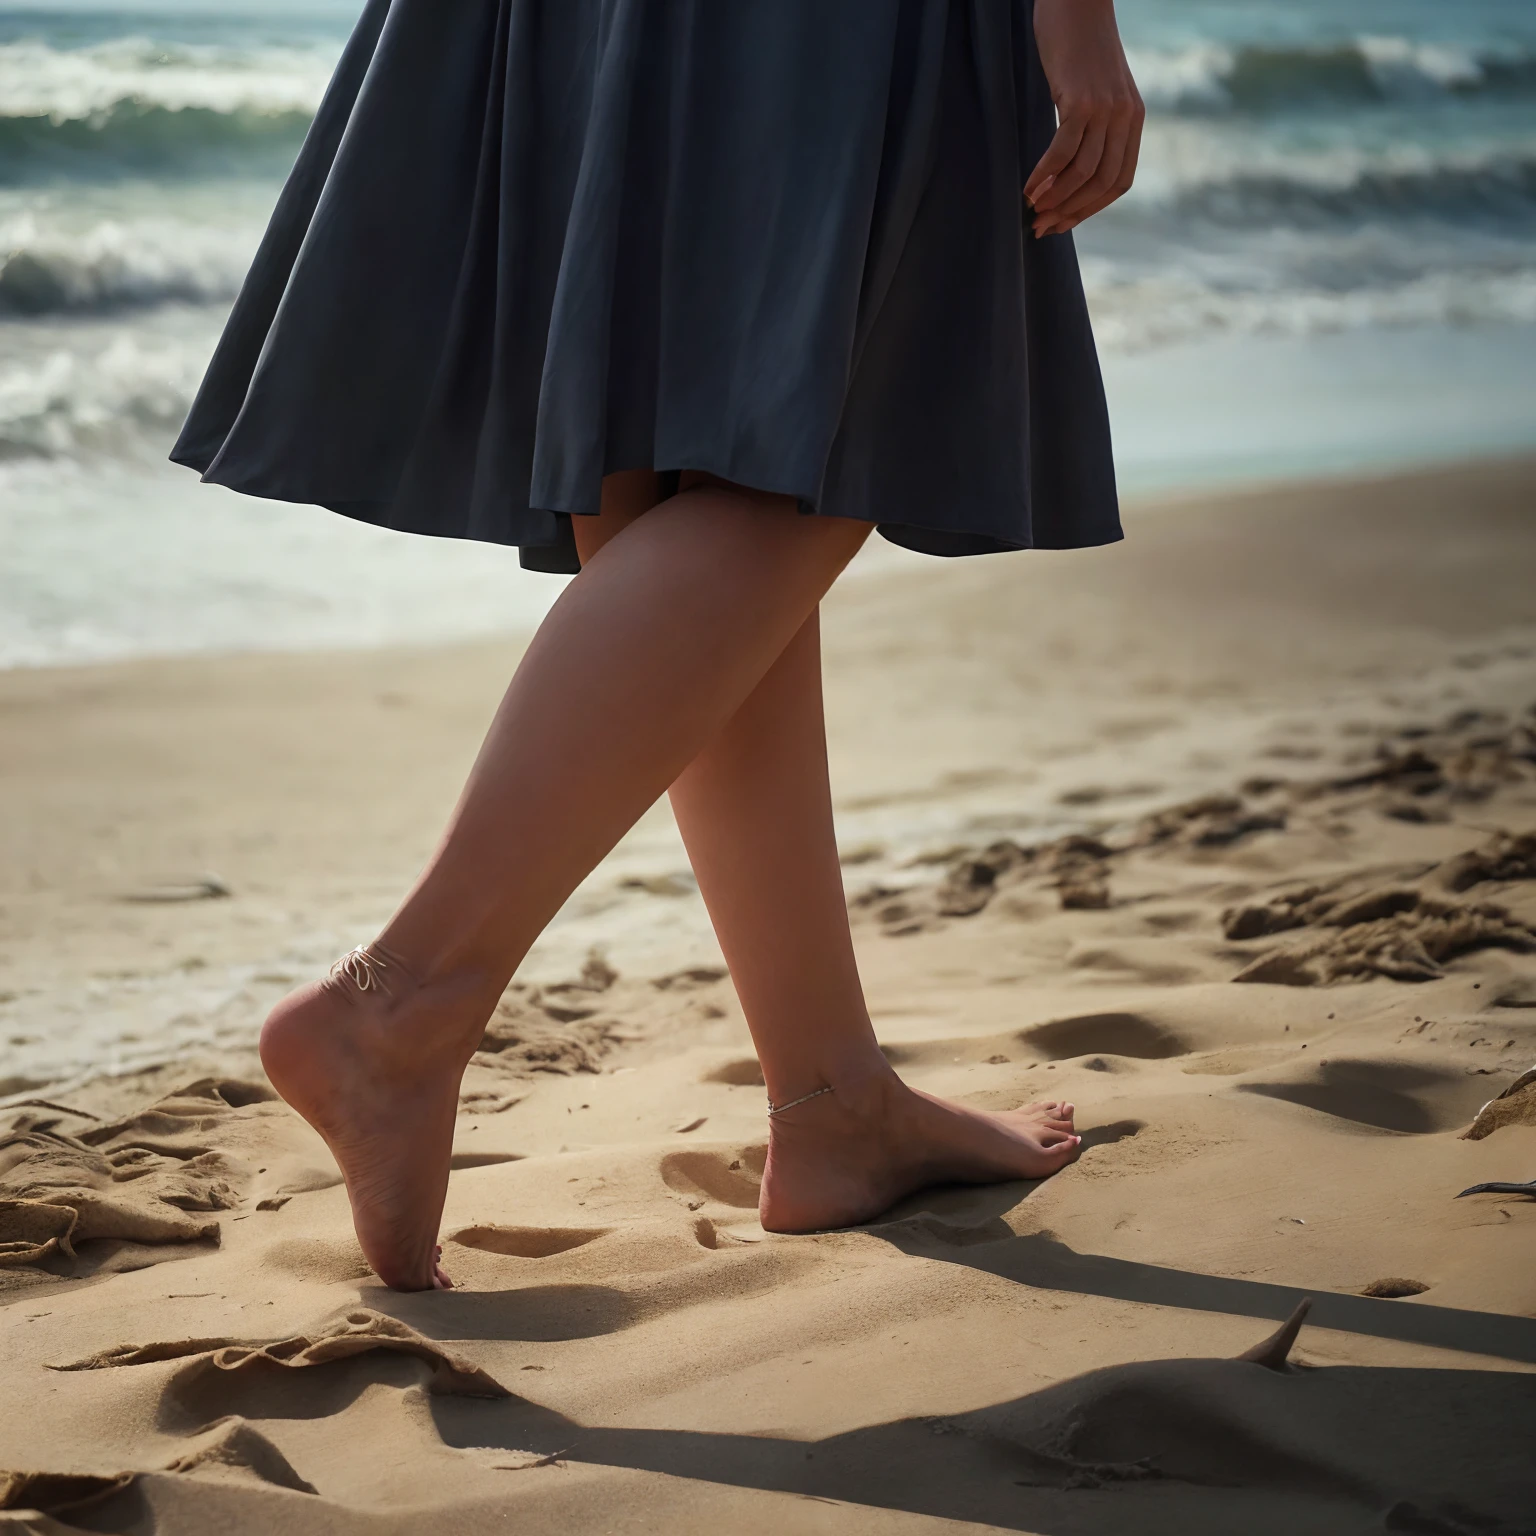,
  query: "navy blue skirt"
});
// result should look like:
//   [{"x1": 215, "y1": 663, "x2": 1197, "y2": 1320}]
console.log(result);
[{"x1": 172, "y1": 0, "x2": 1120, "y2": 574}]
